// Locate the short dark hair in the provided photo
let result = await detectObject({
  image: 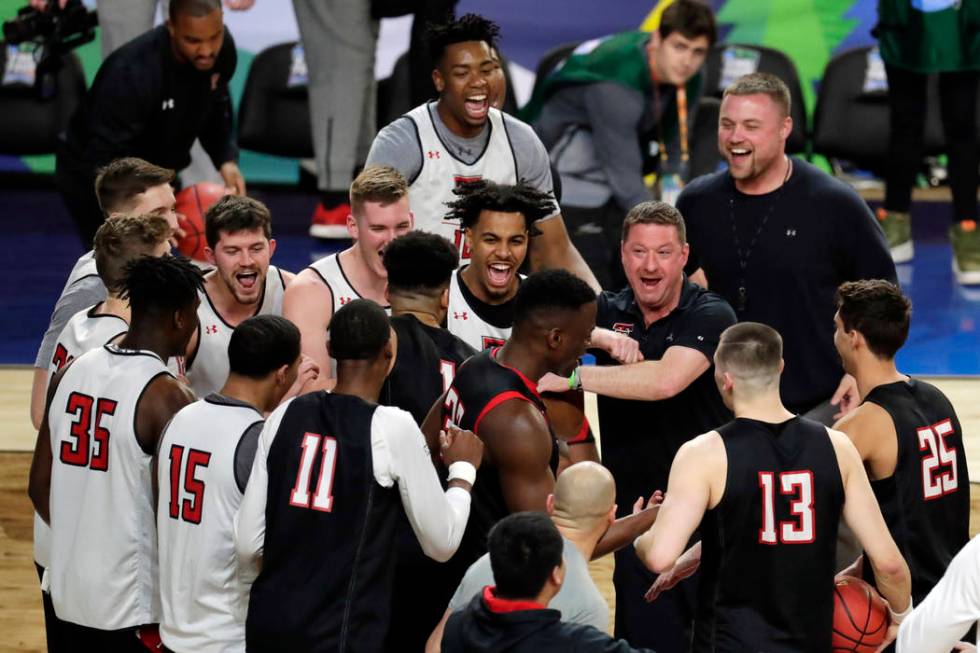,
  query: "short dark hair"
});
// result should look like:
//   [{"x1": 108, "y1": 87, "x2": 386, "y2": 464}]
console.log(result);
[
  {"x1": 120, "y1": 255, "x2": 204, "y2": 318},
  {"x1": 513, "y1": 269, "x2": 596, "y2": 329},
  {"x1": 95, "y1": 157, "x2": 175, "y2": 217},
  {"x1": 204, "y1": 195, "x2": 272, "y2": 248},
  {"x1": 427, "y1": 13, "x2": 500, "y2": 66},
  {"x1": 658, "y1": 0, "x2": 717, "y2": 46},
  {"x1": 836, "y1": 280, "x2": 911, "y2": 359},
  {"x1": 444, "y1": 180, "x2": 553, "y2": 235},
  {"x1": 622, "y1": 201, "x2": 687, "y2": 244},
  {"x1": 169, "y1": 0, "x2": 221, "y2": 22},
  {"x1": 383, "y1": 231, "x2": 459, "y2": 296},
  {"x1": 94, "y1": 214, "x2": 172, "y2": 293},
  {"x1": 488, "y1": 512, "x2": 563, "y2": 600},
  {"x1": 724, "y1": 72, "x2": 792, "y2": 119},
  {"x1": 329, "y1": 299, "x2": 391, "y2": 361},
  {"x1": 228, "y1": 315, "x2": 301, "y2": 379},
  {"x1": 715, "y1": 322, "x2": 783, "y2": 382}
]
